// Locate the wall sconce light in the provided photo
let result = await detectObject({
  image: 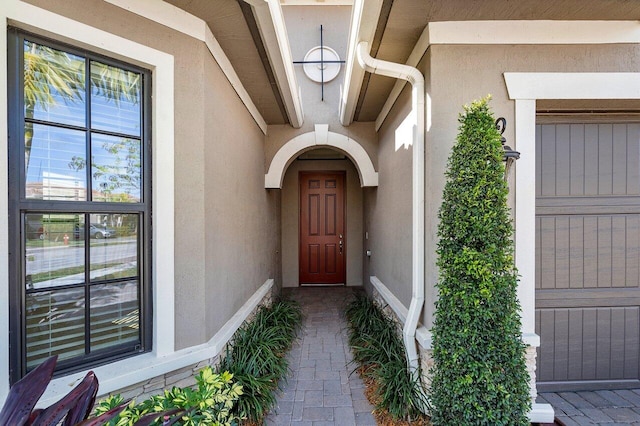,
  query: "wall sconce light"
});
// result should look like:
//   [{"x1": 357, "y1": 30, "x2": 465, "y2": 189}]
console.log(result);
[{"x1": 495, "y1": 117, "x2": 520, "y2": 178}]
